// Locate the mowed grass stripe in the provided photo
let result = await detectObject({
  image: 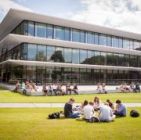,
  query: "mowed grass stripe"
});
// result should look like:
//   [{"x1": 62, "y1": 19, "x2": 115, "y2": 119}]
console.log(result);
[{"x1": 0, "y1": 89, "x2": 141, "y2": 103}]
